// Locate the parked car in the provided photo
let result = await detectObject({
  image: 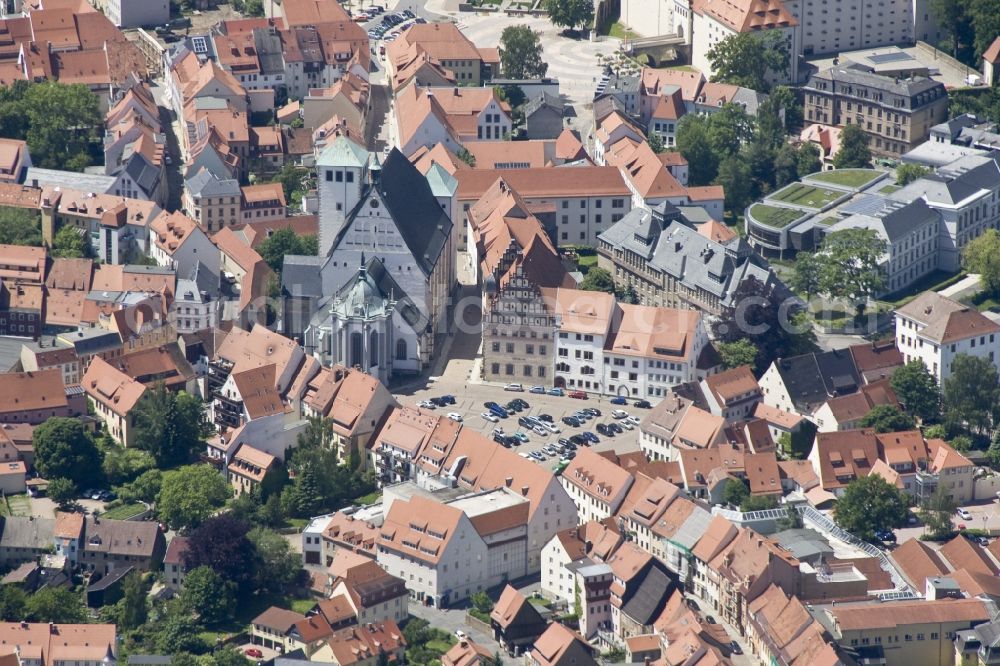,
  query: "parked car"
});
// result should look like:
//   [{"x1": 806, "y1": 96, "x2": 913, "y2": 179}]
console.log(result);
[
  {"x1": 245, "y1": 648, "x2": 264, "y2": 658},
  {"x1": 489, "y1": 405, "x2": 508, "y2": 418},
  {"x1": 729, "y1": 641, "x2": 742, "y2": 655},
  {"x1": 596, "y1": 423, "x2": 612, "y2": 437},
  {"x1": 612, "y1": 409, "x2": 629, "y2": 419},
  {"x1": 704, "y1": 616, "x2": 716, "y2": 624},
  {"x1": 584, "y1": 408, "x2": 602, "y2": 417},
  {"x1": 439, "y1": 395, "x2": 456, "y2": 405},
  {"x1": 542, "y1": 422, "x2": 560, "y2": 433},
  {"x1": 562, "y1": 416, "x2": 581, "y2": 427},
  {"x1": 529, "y1": 385, "x2": 546, "y2": 394},
  {"x1": 518, "y1": 416, "x2": 534, "y2": 428},
  {"x1": 530, "y1": 451, "x2": 546, "y2": 461},
  {"x1": 568, "y1": 390, "x2": 587, "y2": 399},
  {"x1": 619, "y1": 421, "x2": 634, "y2": 431},
  {"x1": 511, "y1": 398, "x2": 529, "y2": 409},
  {"x1": 634, "y1": 400, "x2": 652, "y2": 409},
  {"x1": 505, "y1": 383, "x2": 524, "y2": 392},
  {"x1": 505, "y1": 436, "x2": 521, "y2": 447},
  {"x1": 609, "y1": 422, "x2": 623, "y2": 434},
  {"x1": 627, "y1": 415, "x2": 641, "y2": 425},
  {"x1": 481, "y1": 412, "x2": 499, "y2": 422},
  {"x1": 455, "y1": 630, "x2": 467, "y2": 640},
  {"x1": 610, "y1": 396, "x2": 627, "y2": 405},
  {"x1": 402, "y1": 8, "x2": 415, "y2": 17},
  {"x1": 570, "y1": 434, "x2": 589, "y2": 446},
  {"x1": 447, "y1": 412, "x2": 463, "y2": 422},
  {"x1": 547, "y1": 387, "x2": 565, "y2": 396},
  {"x1": 514, "y1": 431, "x2": 530, "y2": 443},
  {"x1": 958, "y1": 508, "x2": 974, "y2": 521},
  {"x1": 558, "y1": 438, "x2": 571, "y2": 447},
  {"x1": 506, "y1": 401, "x2": 523, "y2": 413},
  {"x1": 875, "y1": 530, "x2": 896, "y2": 543},
  {"x1": 537, "y1": 413, "x2": 554, "y2": 422},
  {"x1": 582, "y1": 431, "x2": 599, "y2": 443}
]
